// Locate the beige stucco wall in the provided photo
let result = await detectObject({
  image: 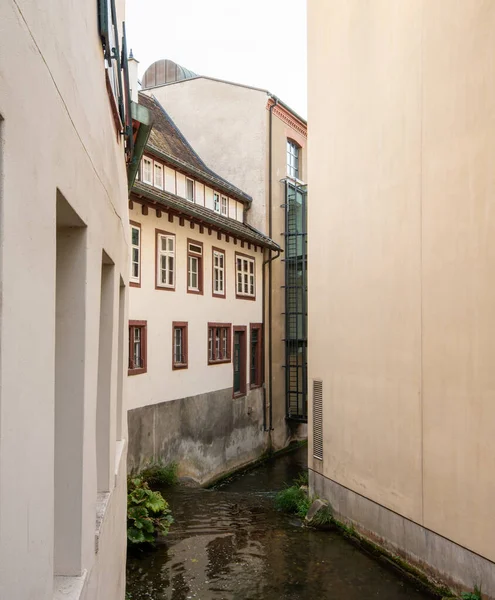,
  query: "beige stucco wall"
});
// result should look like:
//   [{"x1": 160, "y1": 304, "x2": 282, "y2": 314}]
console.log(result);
[
  {"x1": 308, "y1": 0, "x2": 495, "y2": 579},
  {"x1": 142, "y1": 79, "x2": 268, "y2": 233},
  {"x1": 128, "y1": 204, "x2": 263, "y2": 409},
  {"x1": 0, "y1": 2, "x2": 129, "y2": 599}
]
